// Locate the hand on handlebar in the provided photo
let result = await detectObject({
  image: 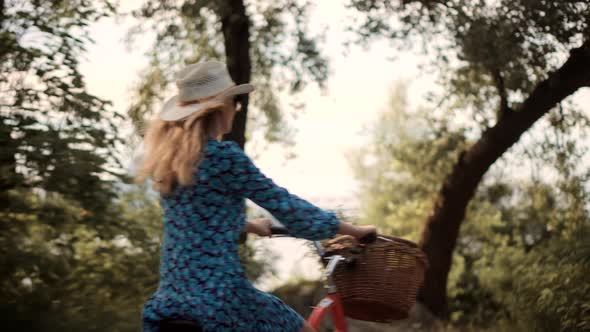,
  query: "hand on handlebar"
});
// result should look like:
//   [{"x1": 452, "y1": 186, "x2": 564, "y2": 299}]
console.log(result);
[
  {"x1": 355, "y1": 225, "x2": 378, "y2": 244},
  {"x1": 337, "y1": 223, "x2": 377, "y2": 244},
  {"x1": 245, "y1": 218, "x2": 273, "y2": 237}
]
